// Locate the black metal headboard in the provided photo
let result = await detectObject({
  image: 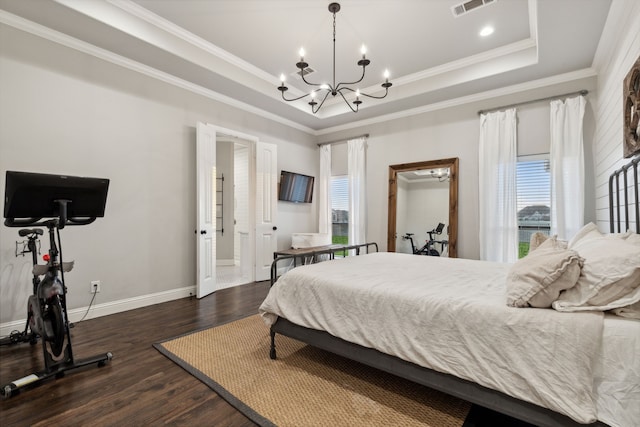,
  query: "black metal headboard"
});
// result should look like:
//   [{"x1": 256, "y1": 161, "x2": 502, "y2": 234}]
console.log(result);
[{"x1": 609, "y1": 155, "x2": 640, "y2": 233}]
